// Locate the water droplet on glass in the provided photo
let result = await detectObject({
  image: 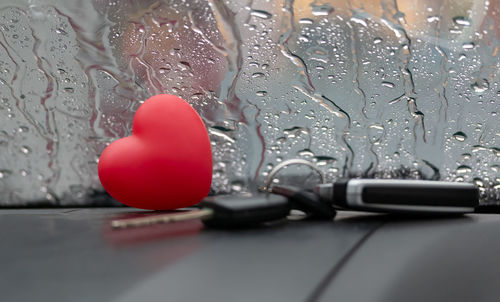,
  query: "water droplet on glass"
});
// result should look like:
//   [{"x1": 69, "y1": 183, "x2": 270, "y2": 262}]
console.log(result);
[
  {"x1": 20, "y1": 146, "x2": 31, "y2": 154},
  {"x1": 298, "y1": 35, "x2": 310, "y2": 43},
  {"x1": 299, "y1": 18, "x2": 314, "y2": 25},
  {"x1": 373, "y1": 37, "x2": 382, "y2": 44},
  {"x1": 461, "y1": 153, "x2": 472, "y2": 160},
  {"x1": 284, "y1": 126, "x2": 309, "y2": 138},
  {"x1": 462, "y1": 42, "x2": 475, "y2": 50},
  {"x1": 311, "y1": 4, "x2": 334, "y2": 16},
  {"x1": 230, "y1": 180, "x2": 244, "y2": 192},
  {"x1": 350, "y1": 17, "x2": 367, "y2": 27},
  {"x1": 427, "y1": 16, "x2": 440, "y2": 22},
  {"x1": 190, "y1": 93, "x2": 204, "y2": 101},
  {"x1": 491, "y1": 147, "x2": 500, "y2": 158},
  {"x1": 472, "y1": 145, "x2": 487, "y2": 153},
  {"x1": 453, "y1": 16, "x2": 471, "y2": 26},
  {"x1": 55, "y1": 28, "x2": 68, "y2": 35},
  {"x1": 178, "y1": 61, "x2": 191, "y2": 71},
  {"x1": 368, "y1": 124, "x2": 385, "y2": 143},
  {"x1": 298, "y1": 149, "x2": 315, "y2": 157},
  {"x1": 250, "y1": 10, "x2": 272, "y2": 20},
  {"x1": 456, "y1": 165, "x2": 472, "y2": 174},
  {"x1": 381, "y1": 81, "x2": 395, "y2": 88},
  {"x1": 252, "y1": 72, "x2": 265, "y2": 78},
  {"x1": 169, "y1": 48, "x2": 181, "y2": 56},
  {"x1": 473, "y1": 178, "x2": 484, "y2": 187},
  {"x1": 315, "y1": 155, "x2": 336, "y2": 166},
  {"x1": 0, "y1": 169, "x2": 12, "y2": 179},
  {"x1": 471, "y1": 79, "x2": 489, "y2": 93},
  {"x1": 256, "y1": 91, "x2": 267, "y2": 97},
  {"x1": 452, "y1": 131, "x2": 467, "y2": 142},
  {"x1": 158, "y1": 68, "x2": 169, "y2": 74}
]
